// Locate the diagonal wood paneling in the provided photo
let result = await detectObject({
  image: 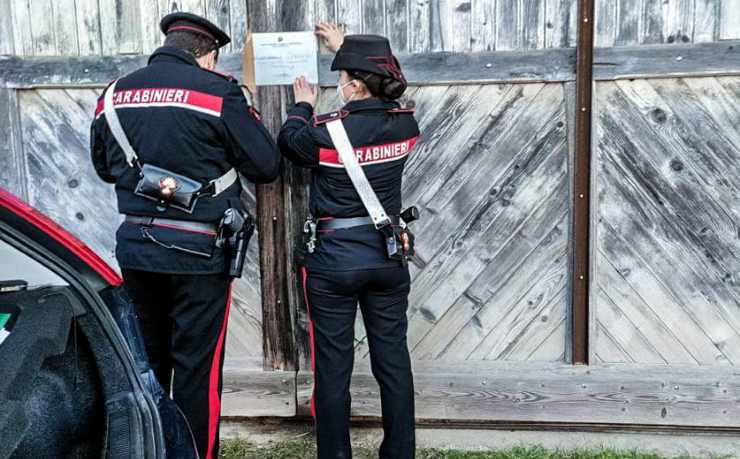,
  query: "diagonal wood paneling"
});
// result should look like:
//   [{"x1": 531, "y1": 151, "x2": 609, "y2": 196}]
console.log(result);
[
  {"x1": 315, "y1": 83, "x2": 571, "y2": 365},
  {"x1": 13, "y1": 88, "x2": 264, "y2": 367},
  {"x1": 593, "y1": 76, "x2": 740, "y2": 366}
]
